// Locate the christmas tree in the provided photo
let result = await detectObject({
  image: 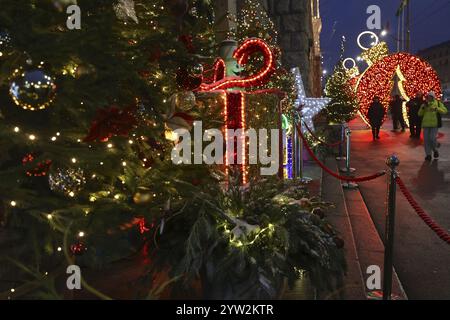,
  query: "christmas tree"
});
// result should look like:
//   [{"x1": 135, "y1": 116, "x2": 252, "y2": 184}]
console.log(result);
[
  {"x1": 0, "y1": 0, "x2": 345, "y2": 299},
  {"x1": 324, "y1": 38, "x2": 359, "y2": 124}
]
